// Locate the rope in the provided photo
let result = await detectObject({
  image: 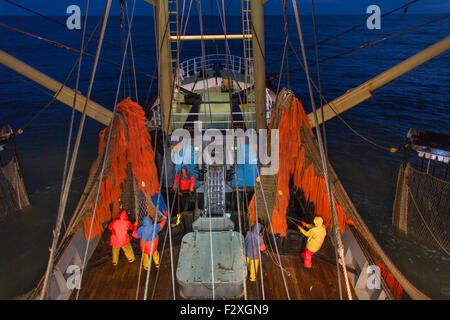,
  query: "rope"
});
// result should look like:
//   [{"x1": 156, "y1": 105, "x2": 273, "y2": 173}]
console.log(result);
[
  {"x1": 194, "y1": 0, "x2": 217, "y2": 299},
  {"x1": 0, "y1": 22, "x2": 156, "y2": 80},
  {"x1": 3, "y1": 0, "x2": 157, "y2": 65},
  {"x1": 255, "y1": 166, "x2": 292, "y2": 299},
  {"x1": 39, "y1": 0, "x2": 95, "y2": 300},
  {"x1": 310, "y1": 0, "x2": 343, "y2": 299},
  {"x1": 6, "y1": 12, "x2": 107, "y2": 135},
  {"x1": 291, "y1": 0, "x2": 353, "y2": 300},
  {"x1": 252, "y1": 163, "x2": 265, "y2": 299},
  {"x1": 277, "y1": 31, "x2": 401, "y2": 154},
  {"x1": 141, "y1": 3, "x2": 178, "y2": 300},
  {"x1": 0, "y1": 65, "x2": 54, "y2": 97},
  {"x1": 134, "y1": 126, "x2": 160, "y2": 300},
  {"x1": 140, "y1": 0, "x2": 195, "y2": 299},
  {"x1": 140, "y1": 0, "x2": 199, "y2": 300},
  {"x1": 150, "y1": 185, "x2": 179, "y2": 299},
  {"x1": 372, "y1": 50, "x2": 450, "y2": 95},
  {"x1": 124, "y1": 0, "x2": 139, "y2": 104},
  {"x1": 195, "y1": 0, "x2": 214, "y2": 125},
  {"x1": 58, "y1": 0, "x2": 91, "y2": 237},
  {"x1": 214, "y1": 0, "x2": 288, "y2": 299},
  {"x1": 214, "y1": 0, "x2": 249, "y2": 300},
  {"x1": 267, "y1": 0, "x2": 421, "y2": 67},
  {"x1": 272, "y1": 14, "x2": 449, "y2": 79},
  {"x1": 75, "y1": 0, "x2": 131, "y2": 300}
]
